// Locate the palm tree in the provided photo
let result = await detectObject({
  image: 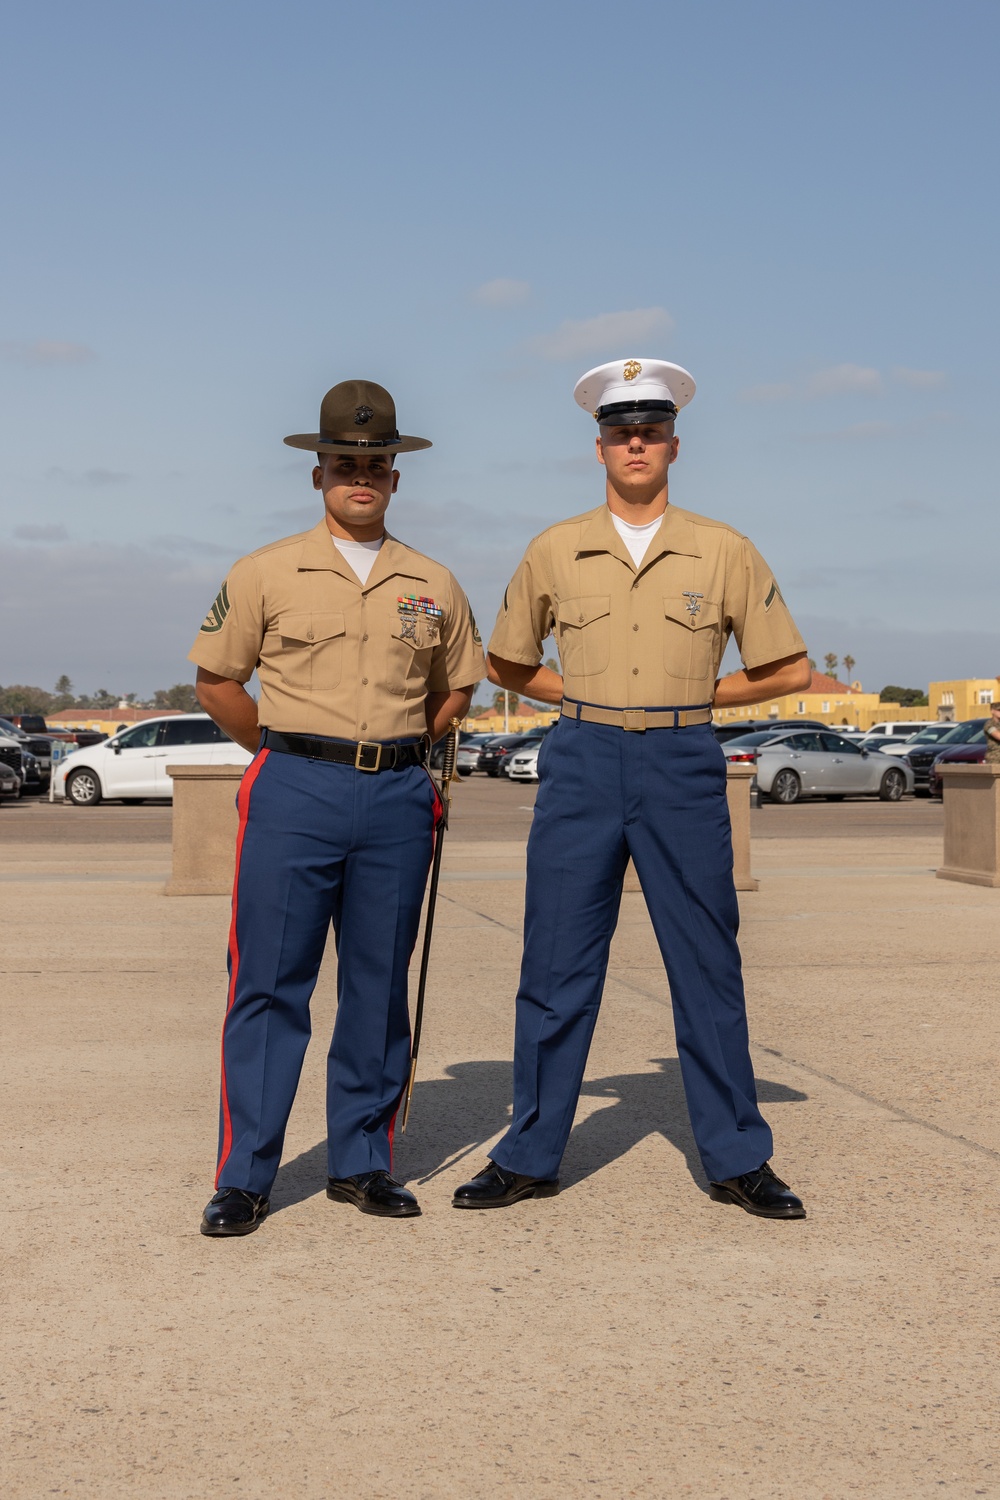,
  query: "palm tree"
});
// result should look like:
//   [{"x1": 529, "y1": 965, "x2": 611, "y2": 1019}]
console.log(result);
[
  {"x1": 843, "y1": 654, "x2": 856, "y2": 683},
  {"x1": 824, "y1": 653, "x2": 839, "y2": 678}
]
